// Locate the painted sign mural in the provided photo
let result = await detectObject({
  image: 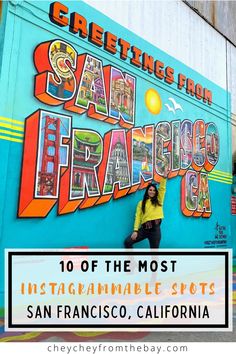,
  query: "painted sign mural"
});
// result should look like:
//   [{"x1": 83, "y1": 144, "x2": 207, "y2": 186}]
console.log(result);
[
  {"x1": 18, "y1": 31, "x2": 220, "y2": 219},
  {"x1": 0, "y1": 0, "x2": 233, "y2": 284}
]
